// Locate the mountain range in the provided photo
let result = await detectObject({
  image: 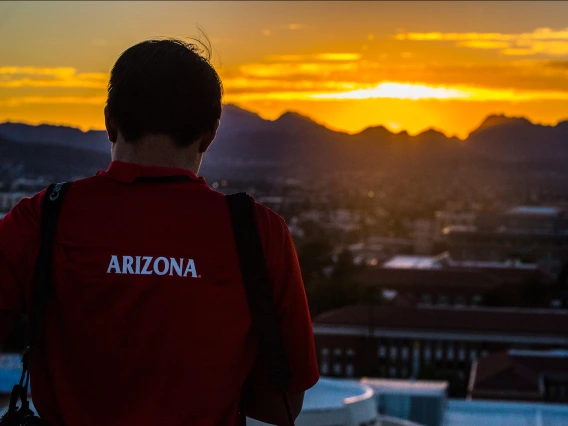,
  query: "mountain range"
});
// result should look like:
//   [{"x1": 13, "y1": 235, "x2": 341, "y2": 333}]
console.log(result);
[{"x1": 0, "y1": 104, "x2": 567, "y2": 179}]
